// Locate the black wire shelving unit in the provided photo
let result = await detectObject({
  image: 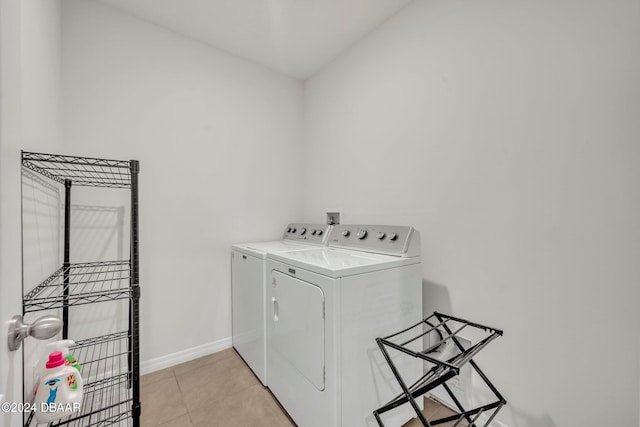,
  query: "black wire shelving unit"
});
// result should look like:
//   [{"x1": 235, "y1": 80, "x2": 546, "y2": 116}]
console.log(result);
[
  {"x1": 22, "y1": 151, "x2": 141, "y2": 427},
  {"x1": 373, "y1": 312, "x2": 506, "y2": 427}
]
